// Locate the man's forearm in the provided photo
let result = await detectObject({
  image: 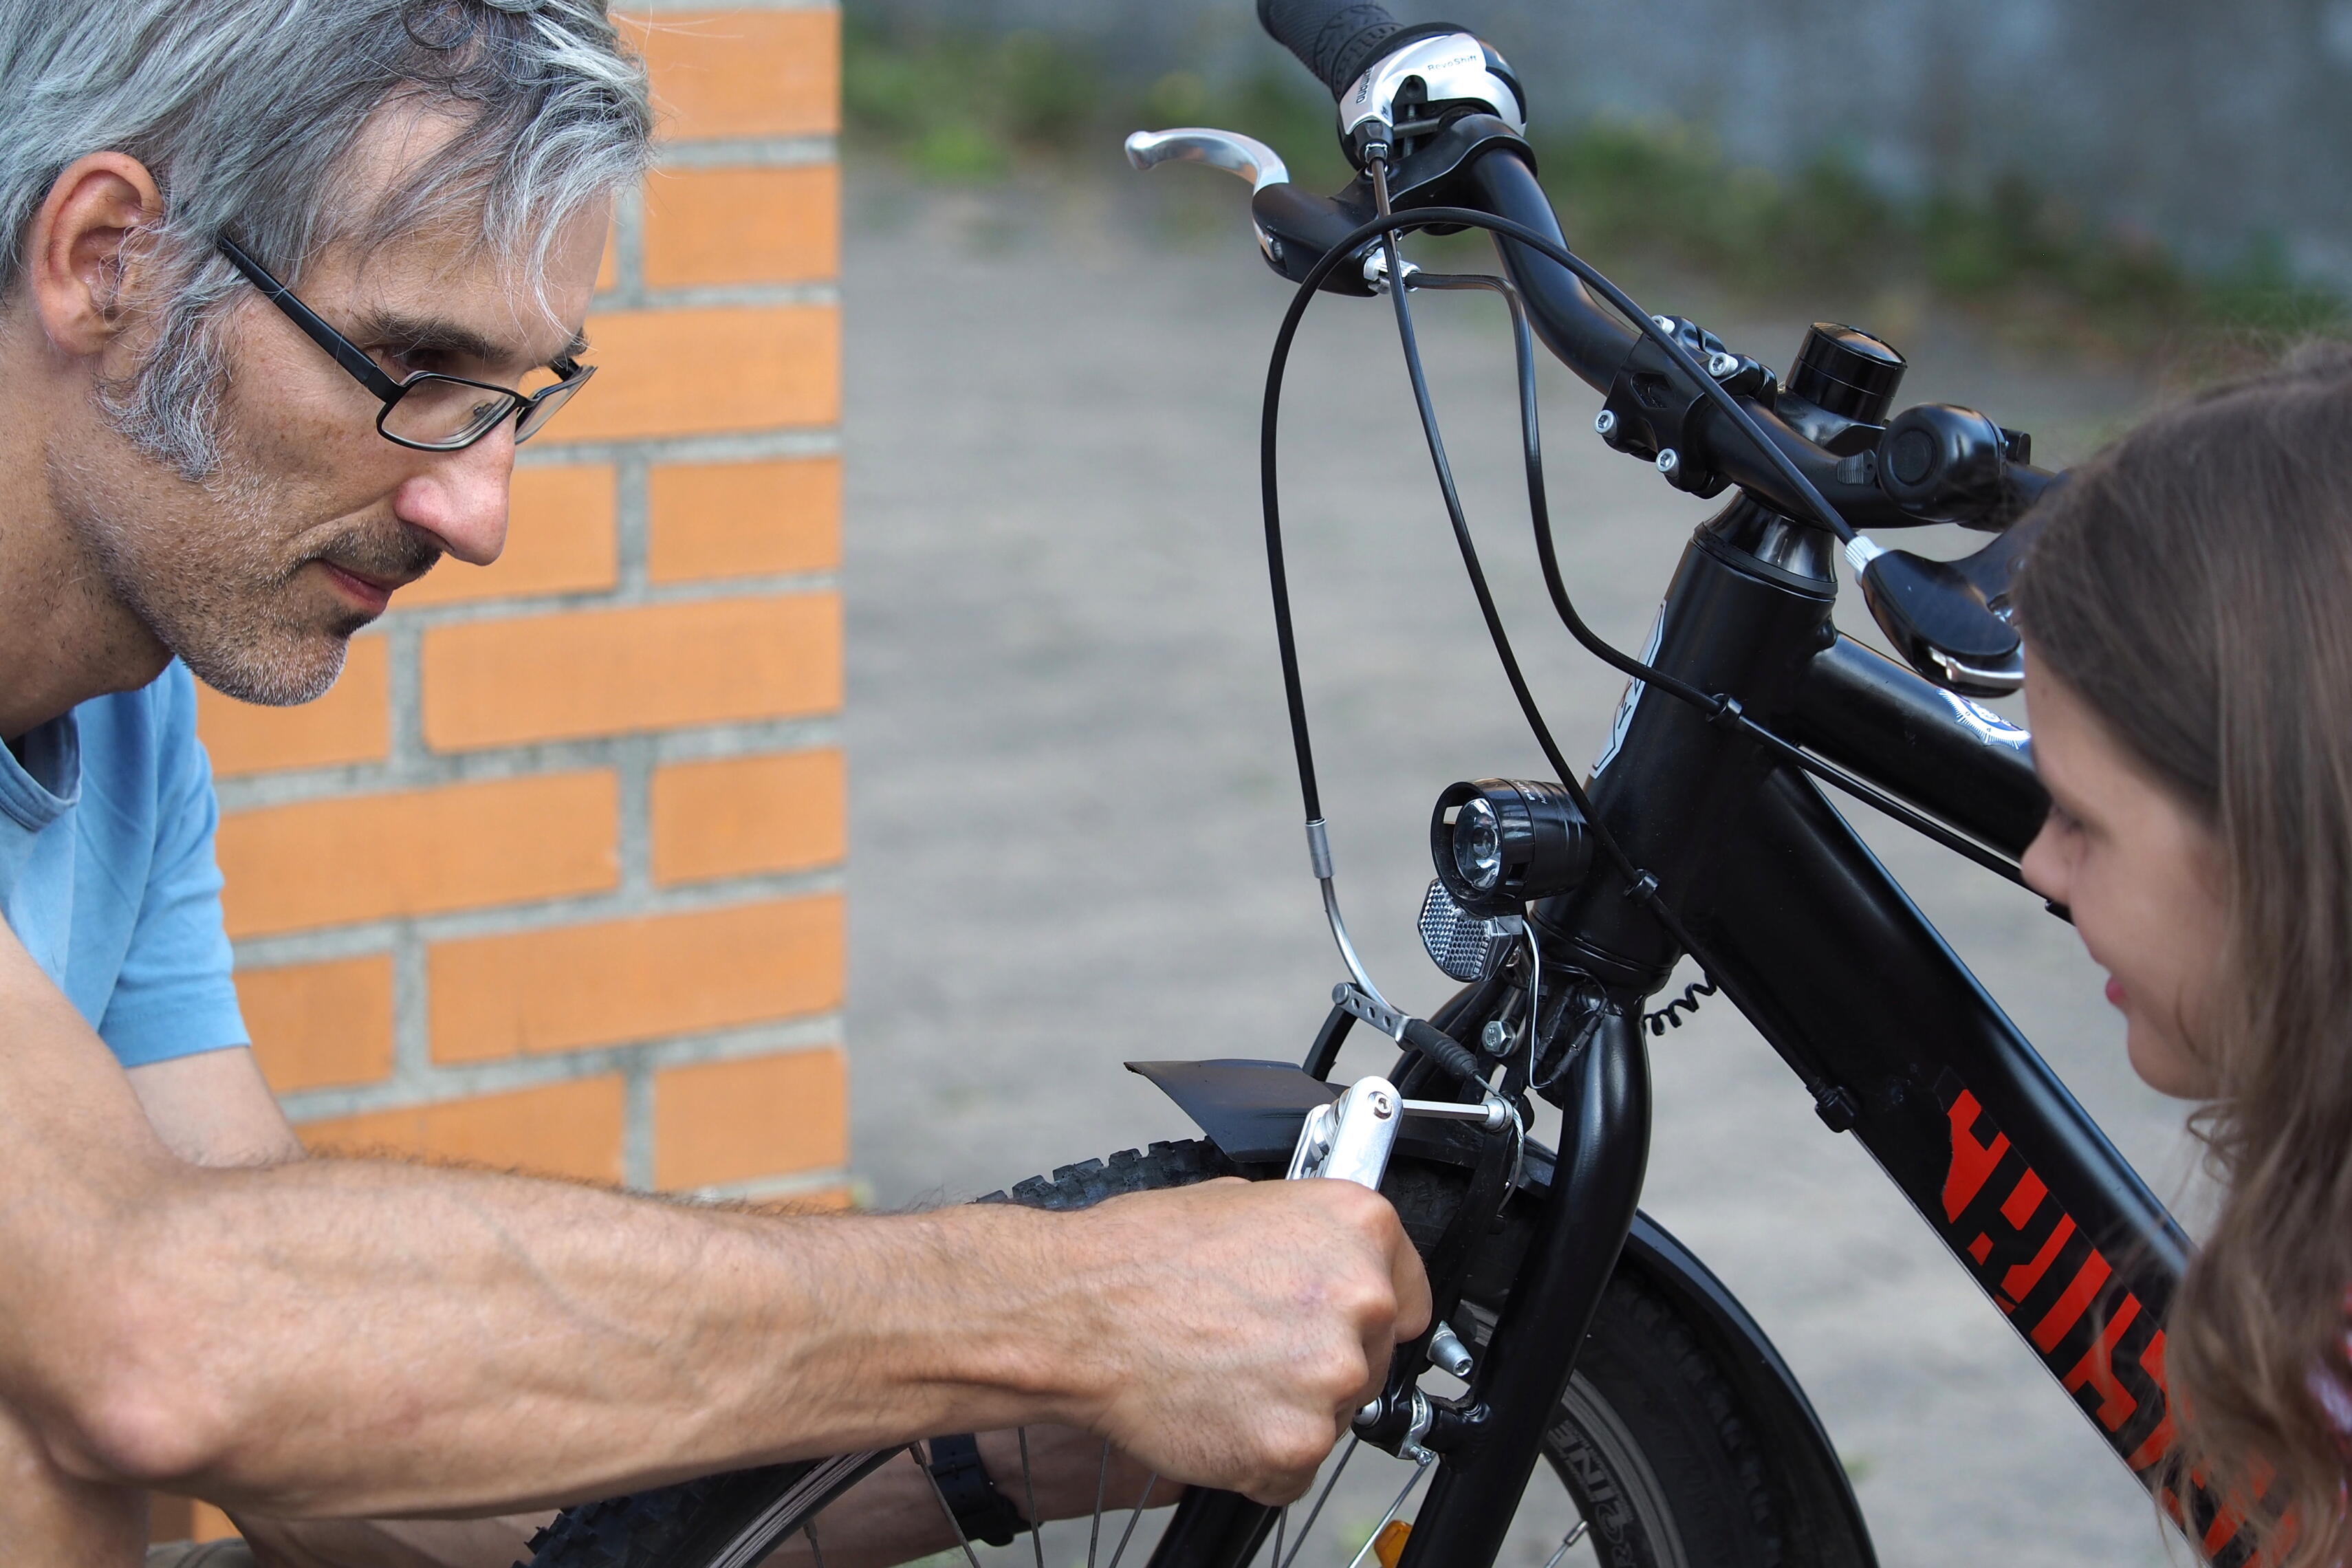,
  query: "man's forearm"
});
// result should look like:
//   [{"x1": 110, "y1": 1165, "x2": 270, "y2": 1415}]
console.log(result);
[
  {"x1": 30, "y1": 1160, "x2": 1115, "y2": 1516},
  {"x1": 0, "y1": 929, "x2": 1423, "y2": 1520}
]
